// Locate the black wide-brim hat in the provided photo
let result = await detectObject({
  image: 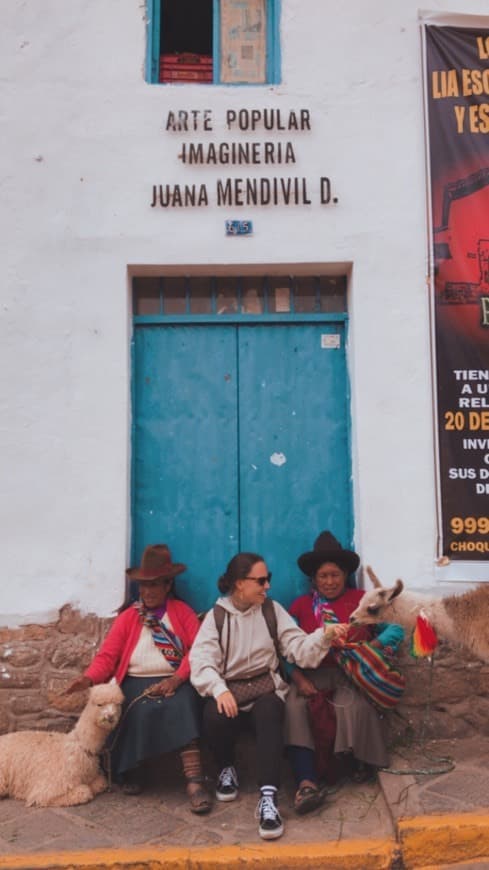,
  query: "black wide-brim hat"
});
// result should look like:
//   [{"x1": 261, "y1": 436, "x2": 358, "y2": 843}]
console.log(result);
[{"x1": 297, "y1": 530, "x2": 360, "y2": 577}]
